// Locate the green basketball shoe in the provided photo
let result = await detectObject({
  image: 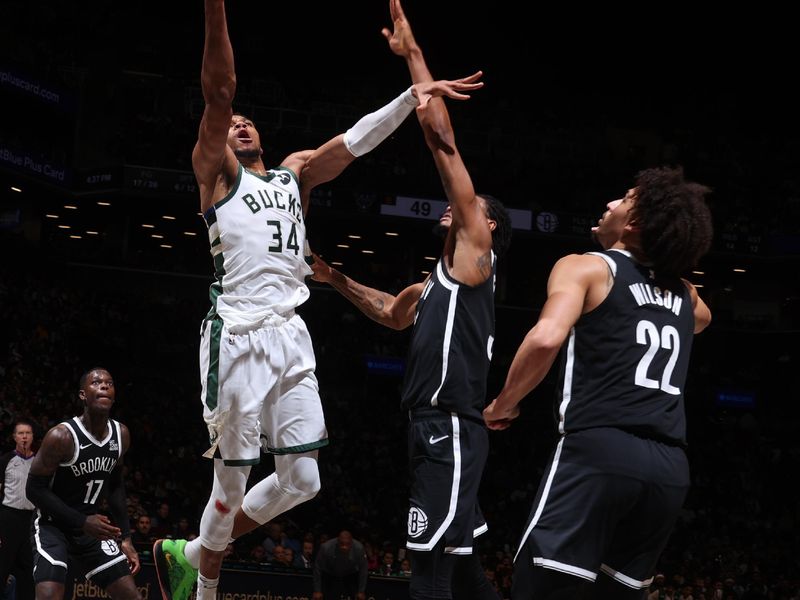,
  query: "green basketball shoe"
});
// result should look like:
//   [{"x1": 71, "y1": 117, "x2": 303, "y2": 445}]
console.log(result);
[{"x1": 153, "y1": 539, "x2": 197, "y2": 600}]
